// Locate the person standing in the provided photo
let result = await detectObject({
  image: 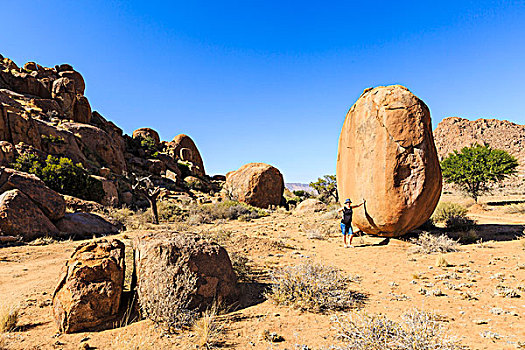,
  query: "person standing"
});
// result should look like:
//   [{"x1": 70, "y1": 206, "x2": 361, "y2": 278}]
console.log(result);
[{"x1": 338, "y1": 198, "x2": 365, "y2": 247}]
